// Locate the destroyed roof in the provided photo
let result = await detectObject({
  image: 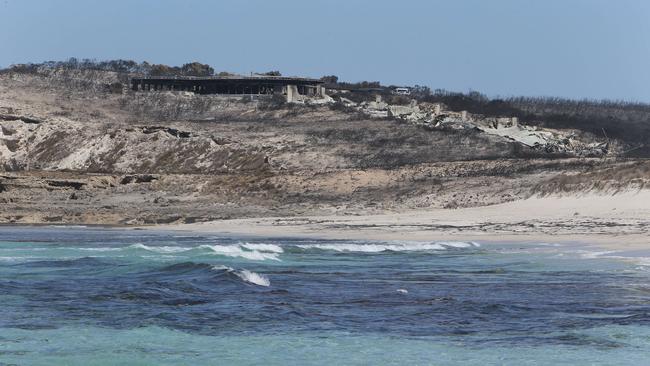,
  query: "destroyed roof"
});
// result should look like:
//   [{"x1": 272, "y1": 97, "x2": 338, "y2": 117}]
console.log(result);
[{"x1": 132, "y1": 75, "x2": 323, "y2": 84}]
